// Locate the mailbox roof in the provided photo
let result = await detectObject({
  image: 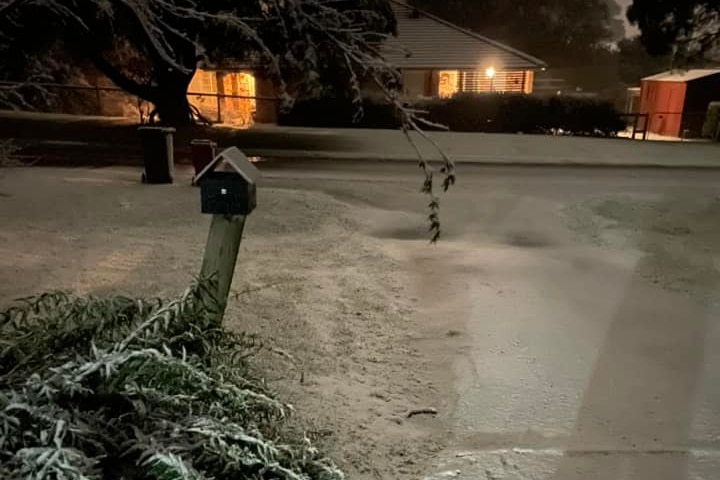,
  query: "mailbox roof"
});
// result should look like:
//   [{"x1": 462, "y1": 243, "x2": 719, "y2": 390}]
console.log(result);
[{"x1": 194, "y1": 147, "x2": 260, "y2": 184}]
